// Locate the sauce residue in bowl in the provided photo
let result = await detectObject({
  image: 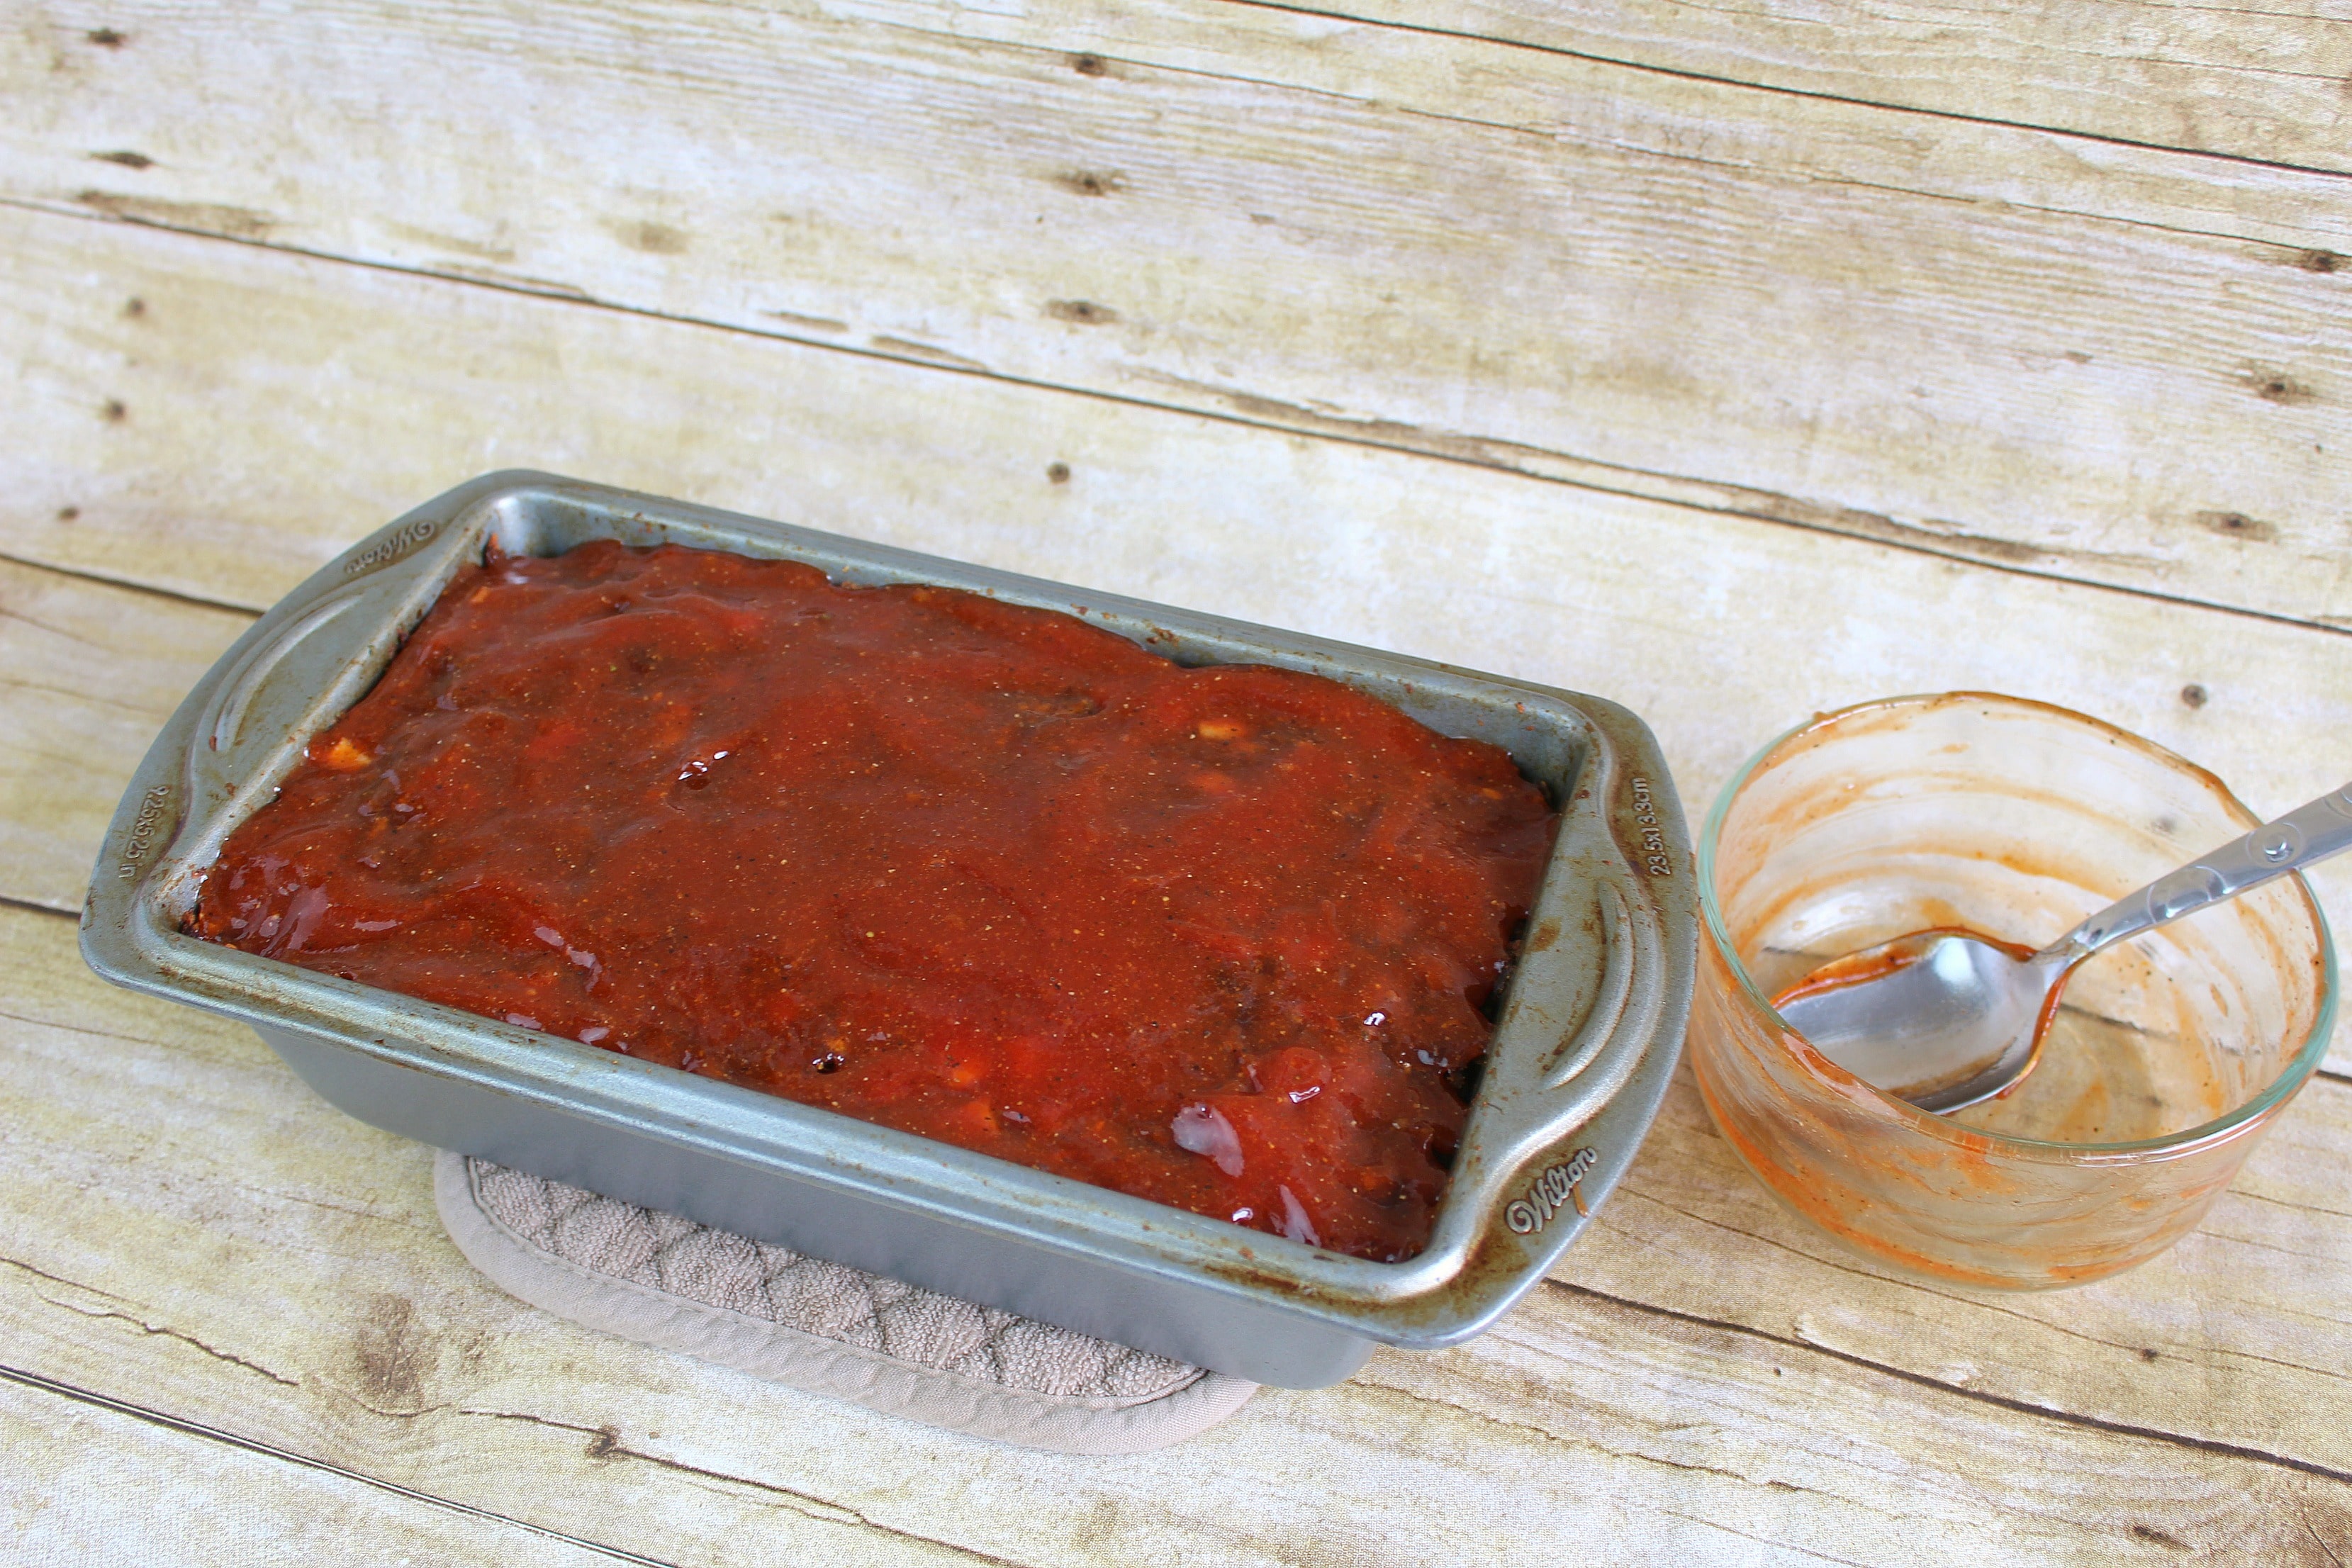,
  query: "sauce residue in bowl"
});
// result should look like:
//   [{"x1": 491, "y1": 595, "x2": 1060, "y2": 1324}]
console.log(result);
[
  {"x1": 1766, "y1": 930, "x2": 2227, "y2": 1143},
  {"x1": 1769, "y1": 927, "x2": 2034, "y2": 1013}
]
